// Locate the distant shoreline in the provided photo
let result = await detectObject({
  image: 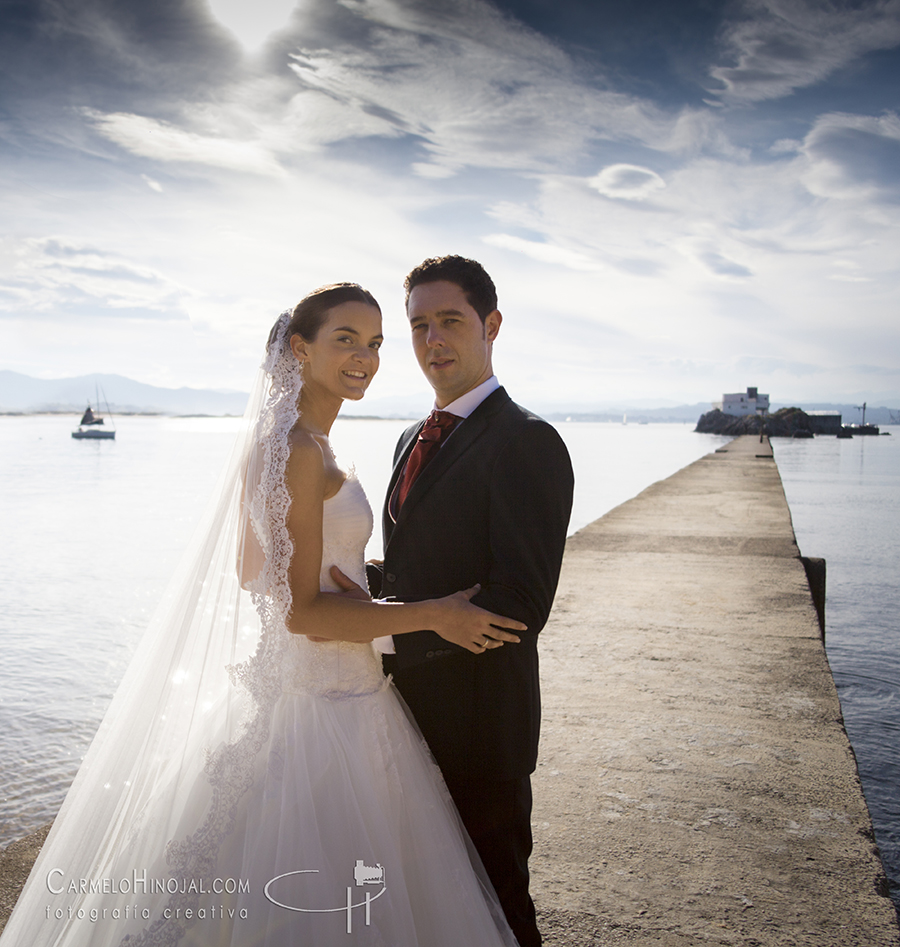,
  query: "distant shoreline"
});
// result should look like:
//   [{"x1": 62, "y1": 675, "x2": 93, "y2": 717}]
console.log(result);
[
  {"x1": 4, "y1": 411, "x2": 899, "y2": 427},
  {"x1": 0, "y1": 410, "x2": 238, "y2": 418},
  {"x1": 0, "y1": 413, "x2": 699, "y2": 424},
  {"x1": 0, "y1": 411, "x2": 417, "y2": 421},
  {"x1": 0, "y1": 411, "x2": 689, "y2": 422}
]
